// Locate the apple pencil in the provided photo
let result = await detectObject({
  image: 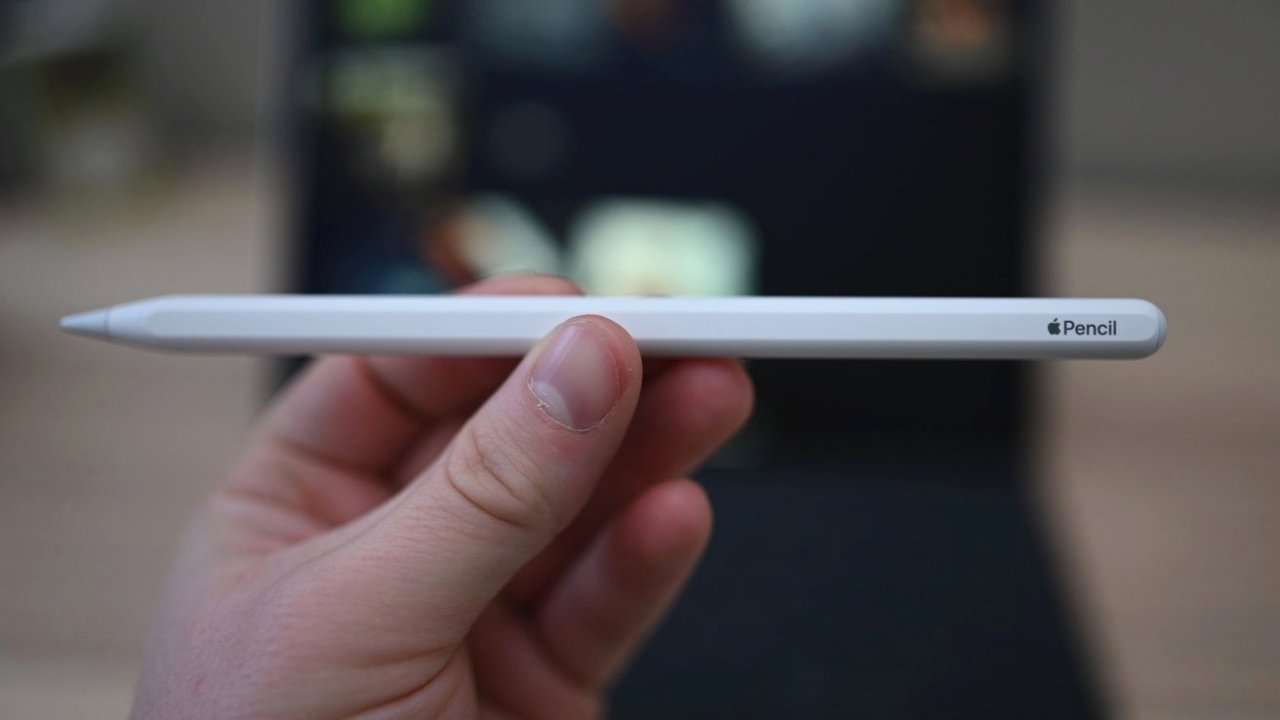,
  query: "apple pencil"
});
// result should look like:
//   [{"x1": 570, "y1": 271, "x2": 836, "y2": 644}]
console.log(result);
[{"x1": 59, "y1": 295, "x2": 1166, "y2": 360}]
